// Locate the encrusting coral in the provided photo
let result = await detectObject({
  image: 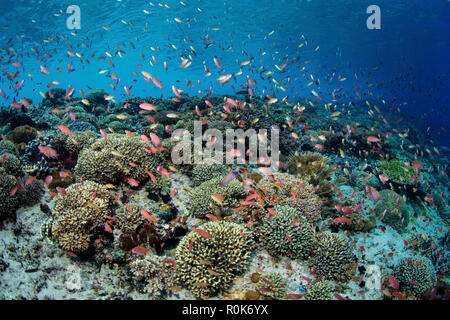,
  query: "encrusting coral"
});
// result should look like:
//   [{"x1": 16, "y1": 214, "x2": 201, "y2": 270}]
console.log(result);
[
  {"x1": 261, "y1": 205, "x2": 314, "y2": 259},
  {"x1": 175, "y1": 221, "x2": 254, "y2": 298},
  {"x1": 50, "y1": 181, "x2": 112, "y2": 252}
]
